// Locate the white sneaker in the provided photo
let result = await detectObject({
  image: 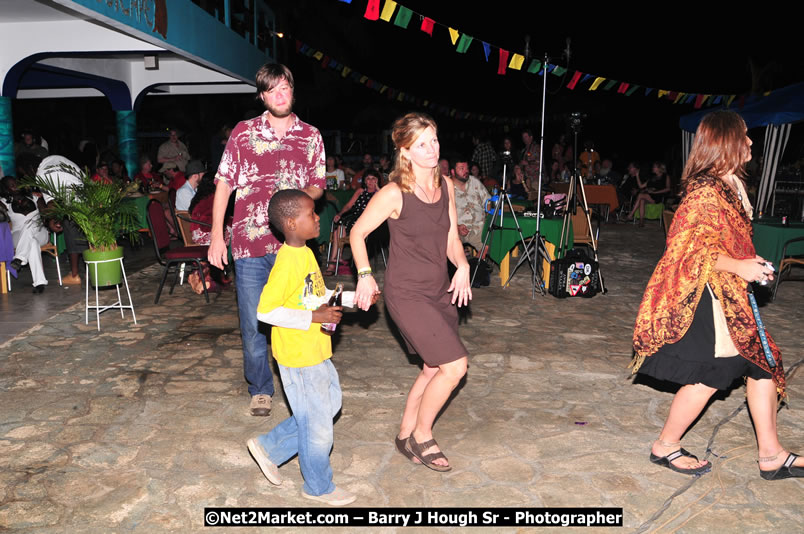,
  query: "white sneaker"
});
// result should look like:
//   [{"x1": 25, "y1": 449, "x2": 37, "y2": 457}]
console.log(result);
[
  {"x1": 246, "y1": 437, "x2": 282, "y2": 485},
  {"x1": 301, "y1": 487, "x2": 356, "y2": 506}
]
